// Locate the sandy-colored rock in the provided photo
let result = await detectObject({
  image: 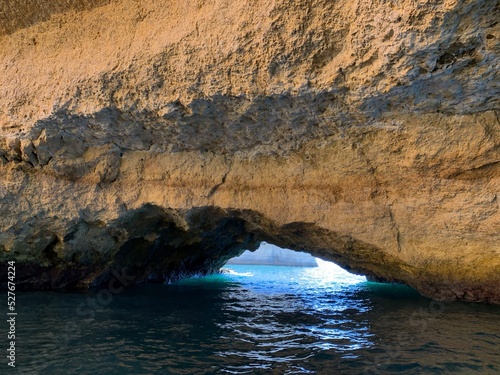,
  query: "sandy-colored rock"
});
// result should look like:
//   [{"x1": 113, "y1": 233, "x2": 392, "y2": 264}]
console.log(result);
[{"x1": 0, "y1": 0, "x2": 499, "y2": 302}]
